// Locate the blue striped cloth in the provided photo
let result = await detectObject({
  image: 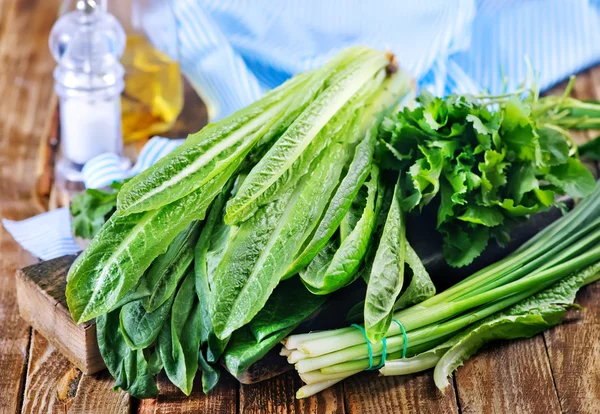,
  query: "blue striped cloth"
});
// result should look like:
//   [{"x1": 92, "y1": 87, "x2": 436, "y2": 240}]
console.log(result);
[
  {"x1": 4, "y1": 0, "x2": 600, "y2": 260},
  {"x1": 2, "y1": 137, "x2": 184, "y2": 260}
]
